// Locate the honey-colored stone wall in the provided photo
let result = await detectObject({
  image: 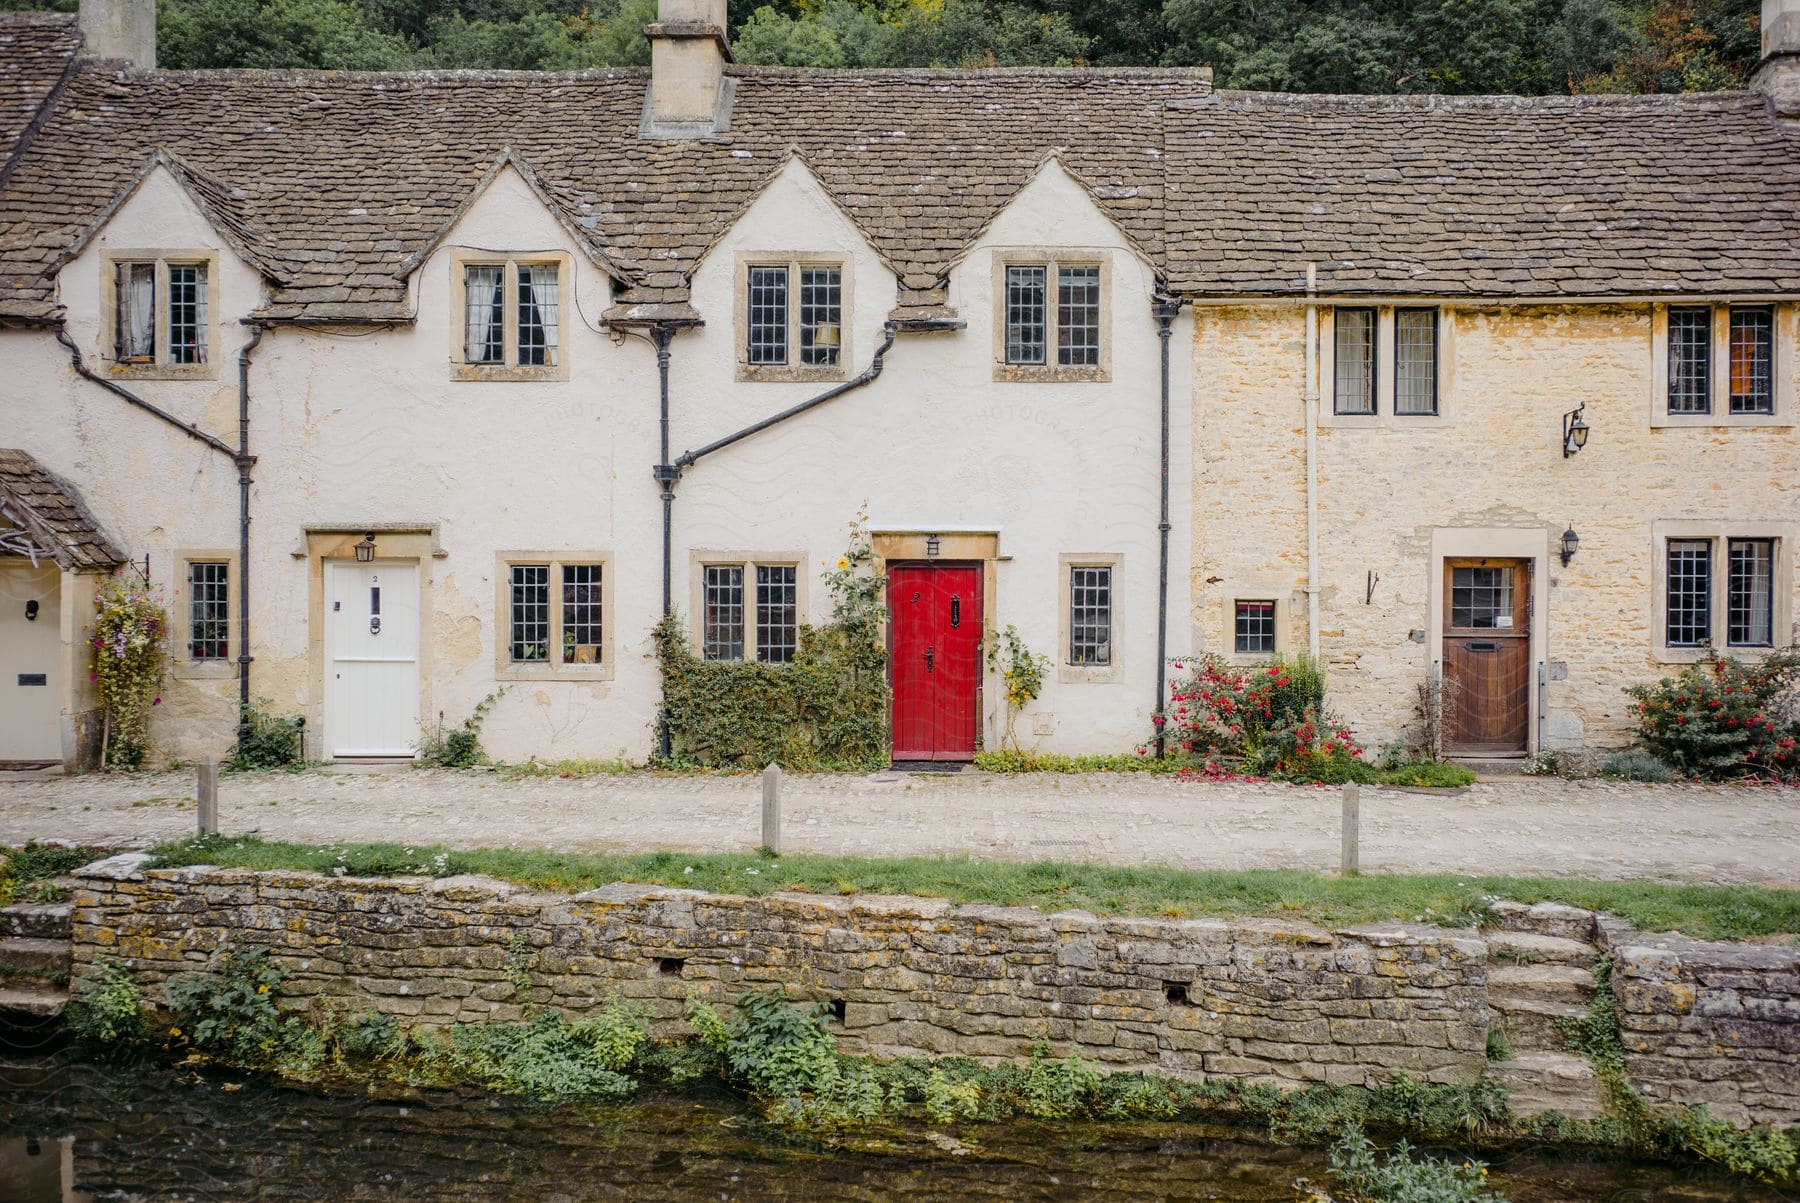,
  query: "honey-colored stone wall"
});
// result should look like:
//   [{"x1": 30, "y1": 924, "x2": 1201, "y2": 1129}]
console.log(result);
[
  {"x1": 69, "y1": 859, "x2": 1488, "y2": 1089},
  {"x1": 1190, "y1": 303, "x2": 1800, "y2": 758}
]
